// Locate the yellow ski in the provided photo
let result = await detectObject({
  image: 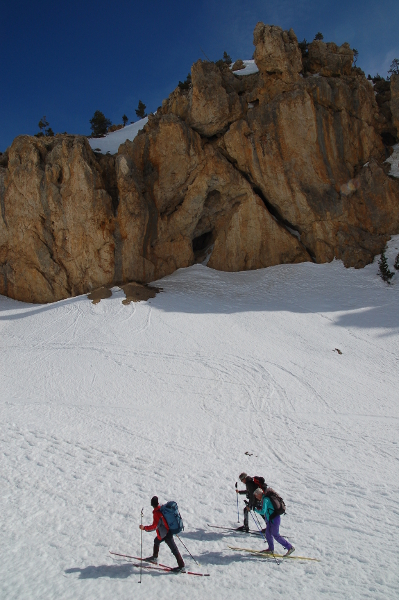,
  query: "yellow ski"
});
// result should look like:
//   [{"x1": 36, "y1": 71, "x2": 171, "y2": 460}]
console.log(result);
[{"x1": 228, "y1": 546, "x2": 320, "y2": 562}]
